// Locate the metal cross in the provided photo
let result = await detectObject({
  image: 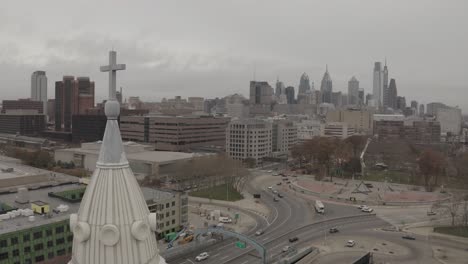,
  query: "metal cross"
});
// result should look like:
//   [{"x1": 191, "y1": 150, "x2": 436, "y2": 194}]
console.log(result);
[{"x1": 100, "y1": 51, "x2": 126, "y2": 100}]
